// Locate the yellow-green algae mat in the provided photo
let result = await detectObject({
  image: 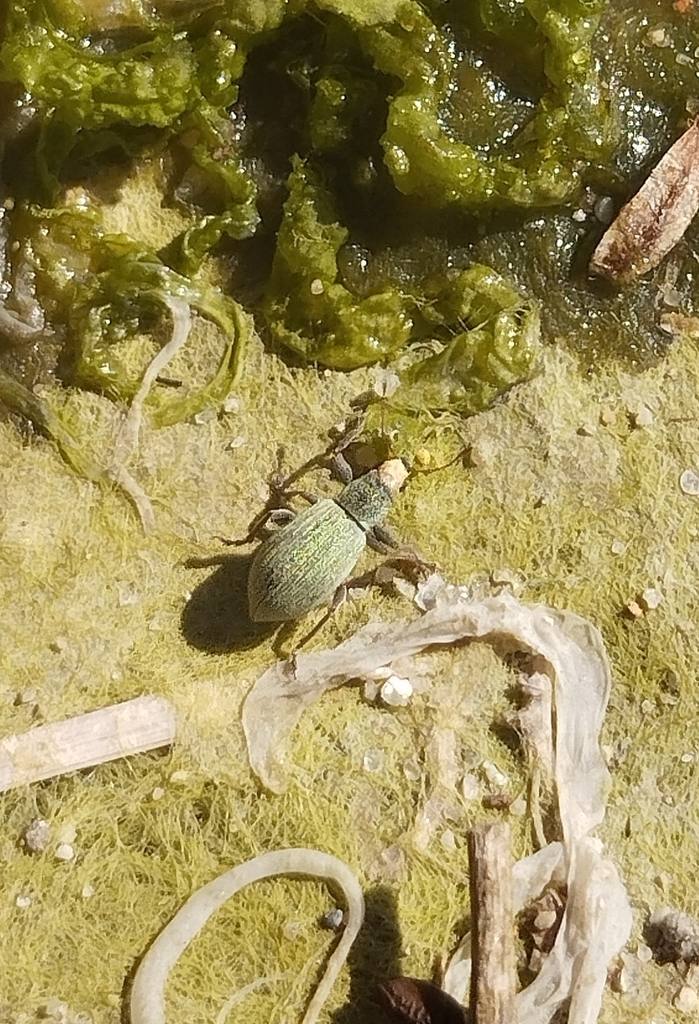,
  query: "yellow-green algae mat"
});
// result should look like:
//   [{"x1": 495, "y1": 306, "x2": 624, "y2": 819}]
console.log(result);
[{"x1": 4, "y1": 200, "x2": 699, "y2": 1024}]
